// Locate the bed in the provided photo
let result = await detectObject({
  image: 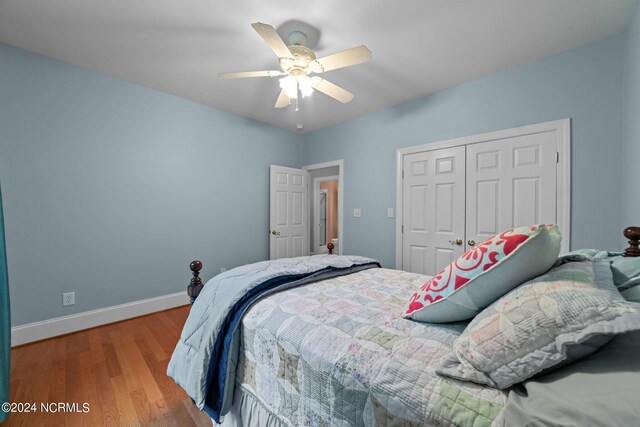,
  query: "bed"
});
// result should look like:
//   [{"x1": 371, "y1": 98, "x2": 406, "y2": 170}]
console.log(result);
[{"x1": 168, "y1": 227, "x2": 640, "y2": 426}]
